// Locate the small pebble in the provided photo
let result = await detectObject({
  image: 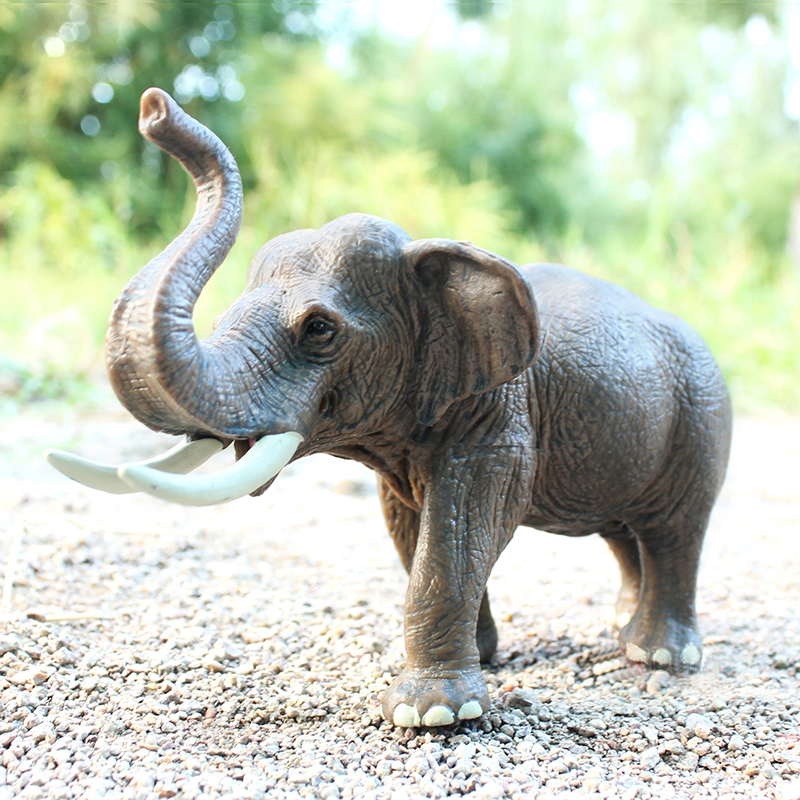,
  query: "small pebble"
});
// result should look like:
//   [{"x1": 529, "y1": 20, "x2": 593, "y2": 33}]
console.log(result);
[
  {"x1": 685, "y1": 713, "x2": 713, "y2": 740},
  {"x1": 640, "y1": 748, "x2": 661, "y2": 770},
  {"x1": 728, "y1": 734, "x2": 746, "y2": 751}
]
